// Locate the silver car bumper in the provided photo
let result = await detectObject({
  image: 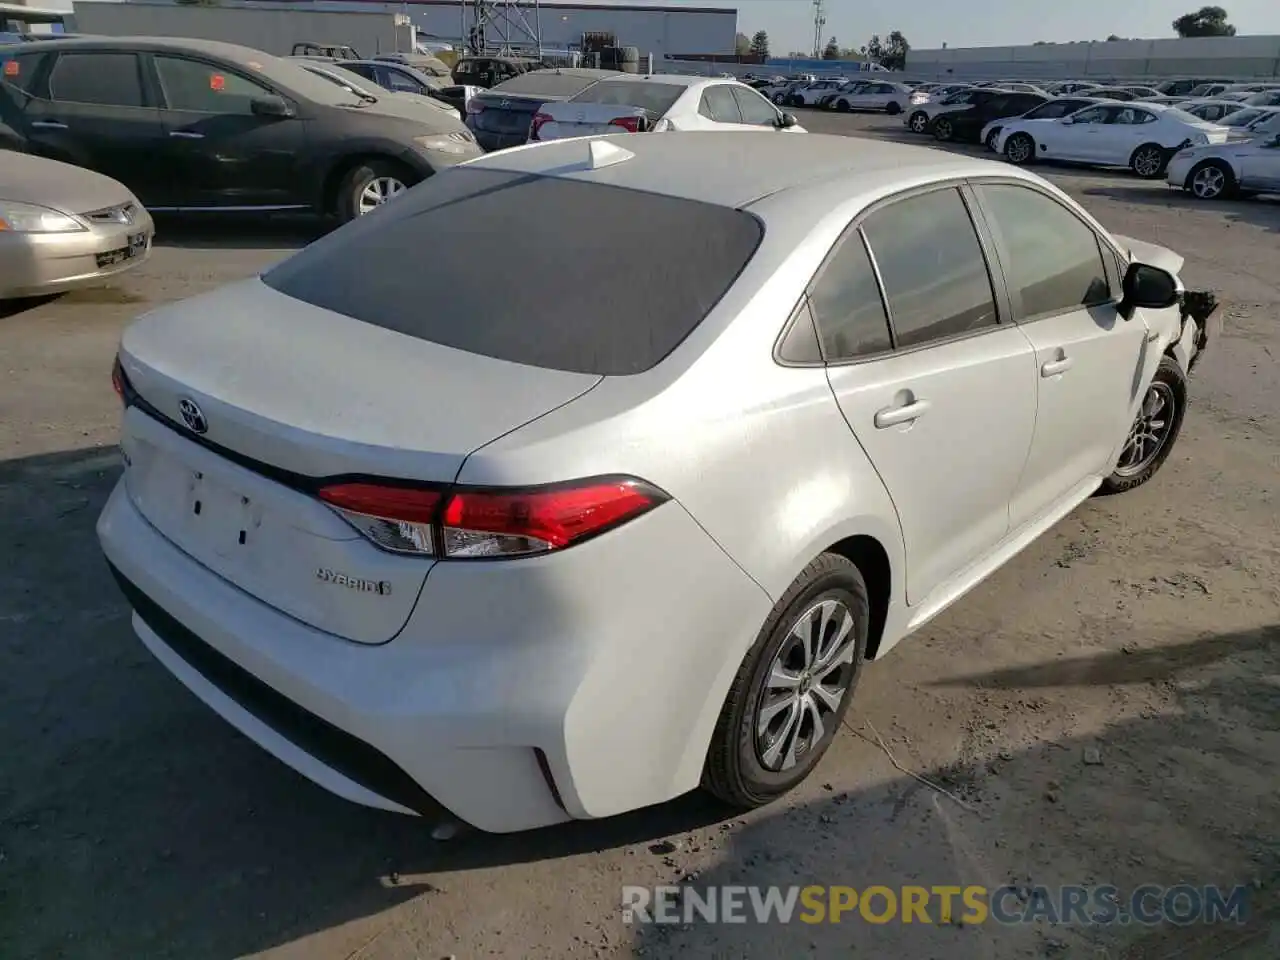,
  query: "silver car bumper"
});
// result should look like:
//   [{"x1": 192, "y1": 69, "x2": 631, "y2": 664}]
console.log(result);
[{"x1": 0, "y1": 210, "x2": 155, "y2": 299}]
